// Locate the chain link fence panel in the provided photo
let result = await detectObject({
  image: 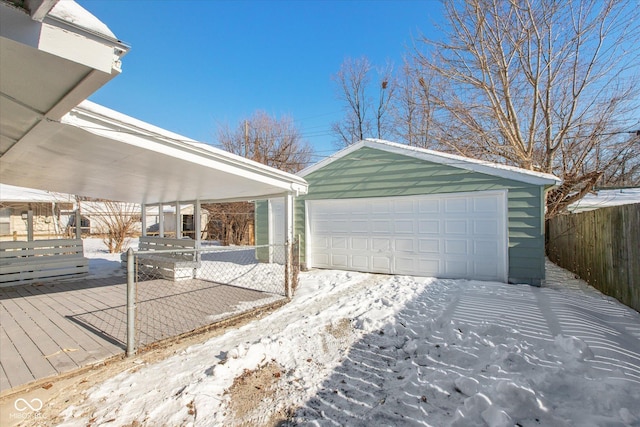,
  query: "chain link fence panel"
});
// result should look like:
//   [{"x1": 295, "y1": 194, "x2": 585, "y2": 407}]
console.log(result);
[{"x1": 129, "y1": 243, "x2": 295, "y2": 351}]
